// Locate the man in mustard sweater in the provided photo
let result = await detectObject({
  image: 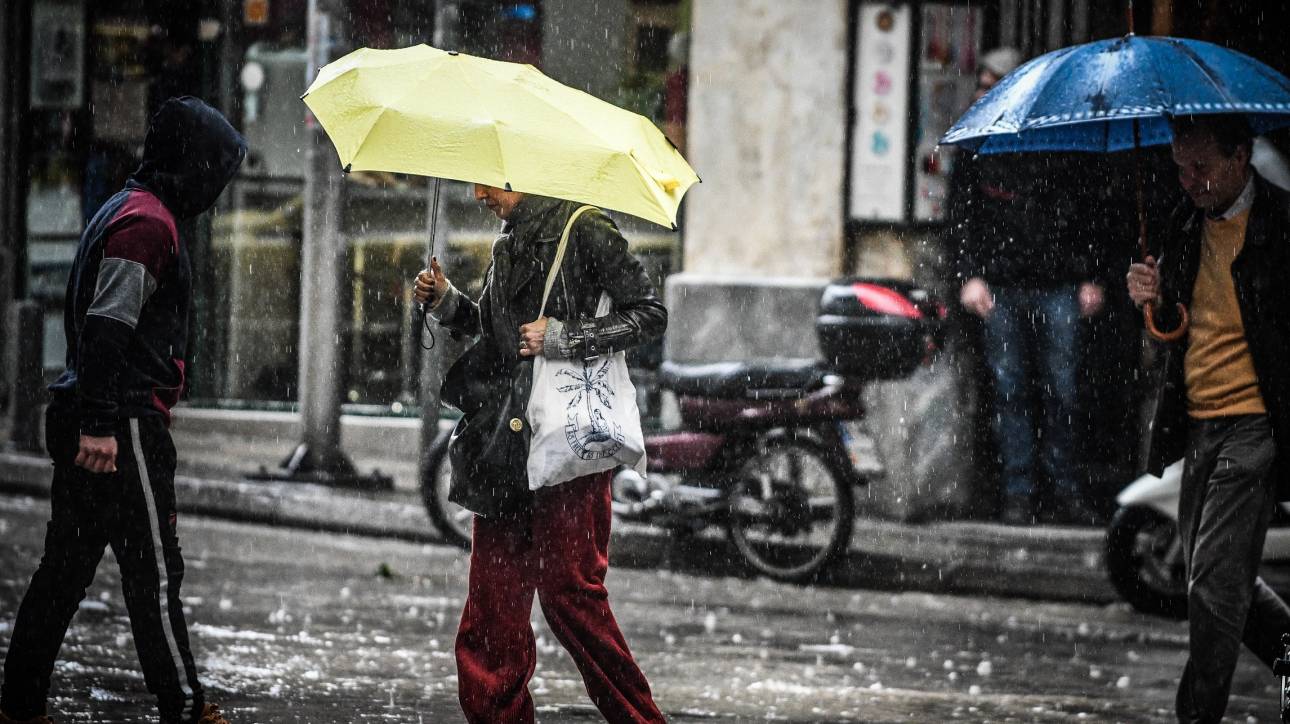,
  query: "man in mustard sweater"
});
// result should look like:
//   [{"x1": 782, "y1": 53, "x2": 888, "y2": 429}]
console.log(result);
[{"x1": 1128, "y1": 115, "x2": 1290, "y2": 723}]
